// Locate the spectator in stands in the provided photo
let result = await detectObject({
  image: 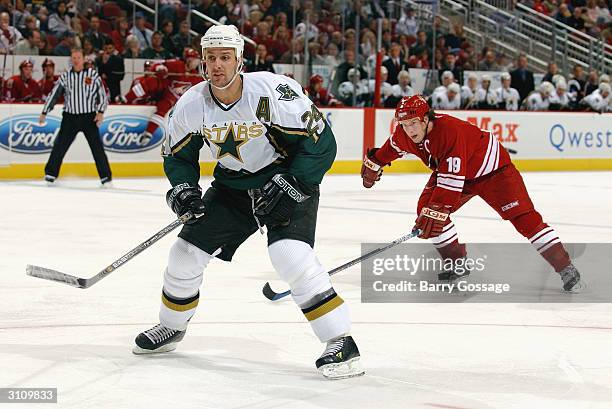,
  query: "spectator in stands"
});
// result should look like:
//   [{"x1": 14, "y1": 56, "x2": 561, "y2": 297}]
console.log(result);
[
  {"x1": 82, "y1": 37, "x2": 97, "y2": 61},
  {"x1": 270, "y1": 25, "x2": 291, "y2": 61},
  {"x1": 53, "y1": 31, "x2": 75, "y2": 56},
  {"x1": 383, "y1": 43, "x2": 409, "y2": 85},
  {"x1": 307, "y1": 42, "x2": 326, "y2": 64},
  {"x1": 15, "y1": 29, "x2": 40, "y2": 55},
  {"x1": 0, "y1": 12, "x2": 23, "y2": 54},
  {"x1": 97, "y1": 39, "x2": 125, "y2": 101},
  {"x1": 24, "y1": 15, "x2": 37, "y2": 35},
  {"x1": 159, "y1": 0, "x2": 183, "y2": 25},
  {"x1": 172, "y1": 20, "x2": 191, "y2": 56},
  {"x1": 396, "y1": 6, "x2": 418, "y2": 38},
  {"x1": 130, "y1": 12, "x2": 153, "y2": 50},
  {"x1": 71, "y1": 16, "x2": 84, "y2": 45},
  {"x1": 510, "y1": 53, "x2": 535, "y2": 102},
  {"x1": 85, "y1": 15, "x2": 108, "y2": 51},
  {"x1": 36, "y1": 7, "x2": 49, "y2": 34},
  {"x1": 478, "y1": 50, "x2": 500, "y2": 71},
  {"x1": 445, "y1": 23, "x2": 466, "y2": 52},
  {"x1": 38, "y1": 32, "x2": 52, "y2": 55},
  {"x1": 584, "y1": 70, "x2": 600, "y2": 96},
  {"x1": 123, "y1": 34, "x2": 141, "y2": 58},
  {"x1": 13, "y1": 0, "x2": 29, "y2": 33},
  {"x1": 440, "y1": 53, "x2": 462, "y2": 84},
  {"x1": 48, "y1": 1, "x2": 72, "y2": 37},
  {"x1": 160, "y1": 20, "x2": 177, "y2": 56},
  {"x1": 336, "y1": 47, "x2": 367, "y2": 82},
  {"x1": 556, "y1": 3, "x2": 574, "y2": 25},
  {"x1": 568, "y1": 7, "x2": 587, "y2": 31},
  {"x1": 410, "y1": 30, "x2": 428, "y2": 56},
  {"x1": 208, "y1": 0, "x2": 230, "y2": 23},
  {"x1": 110, "y1": 17, "x2": 129, "y2": 54},
  {"x1": 321, "y1": 42, "x2": 340, "y2": 69},
  {"x1": 408, "y1": 48, "x2": 429, "y2": 69},
  {"x1": 360, "y1": 29, "x2": 377, "y2": 59},
  {"x1": 141, "y1": 31, "x2": 174, "y2": 59},
  {"x1": 435, "y1": 35, "x2": 450, "y2": 59},
  {"x1": 542, "y1": 62, "x2": 559, "y2": 83},
  {"x1": 248, "y1": 44, "x2": 275, "y2": 72},
  {"x1": 280, "y1": 36, "x2": 305, "y2": 63}
]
